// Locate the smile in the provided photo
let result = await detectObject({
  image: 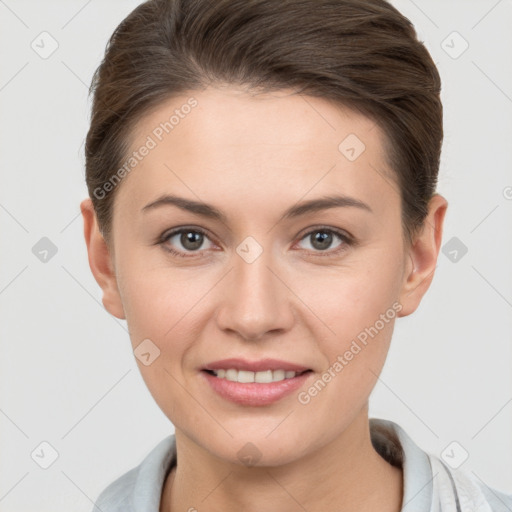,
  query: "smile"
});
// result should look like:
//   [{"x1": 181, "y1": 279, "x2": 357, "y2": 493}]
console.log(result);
[
  {"x1": 207, "y1": 368, "x2": 308, "y2": 383},
  {"x1": 202, "y1": 369, "x2": 313, "y2": 406}
]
